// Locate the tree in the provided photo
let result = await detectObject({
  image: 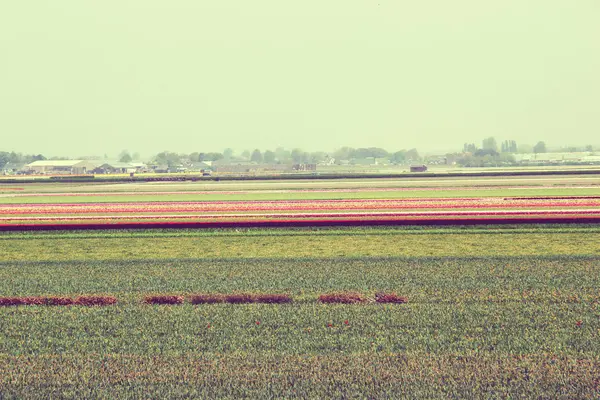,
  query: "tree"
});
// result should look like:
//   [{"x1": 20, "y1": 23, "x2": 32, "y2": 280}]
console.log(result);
[
  {"x1": 250, "y1": 149, "x2": 263, "y2": 163},
  {"x1": 8, "y1": 152, "x2": 22, "y2": 164},
  {"x1": 333, "y1": 147, "x2": 355, "y2": 161},
  {"x1": 482, "y1": 137, "x2": 498, "y2": 153},
  {"x1": 275, "y1": 147, "x2": 290, "y2": 162},
  {"x1": 500, "y1": 140, "x2": 517, "y2": 153},
  {"x1": 367, "y1": 147, "x2": 389, "y2": 158},
  {"x1": 291, "y1": 148, "x2": 305, "y2": 163},
  {"x1": 205, "y1": 152, "x2": 224, "y2": 161},
  {"x1": 154, "y1": 151, "x2": 181, "y2": 167},
  {"x1": 223, "y1": 148, "x2": 234, "y2": 160},
  {"x1": 309, "y1": 151, "x2": 327, "y2": 163},
  {"x1": 264, "y1": 150, "x2": 276, "y2": 163},
  {"x1": 352, "y1": 147, "x2": 389, "y2": 159},
  {"x1": 474, "y1": 148, "x2": 499, "y2": 157},
  {"x1": 405, "y1": 148, "x2": 420, "y2": 162},
  {"x1": 119, "y1": 150, "x2": 132, "y2": 163},
  {"x1": 463, "y1": 143, "x2": 477, "y2": 153},
  {"x1": 0, "y1": 152, "x2": 10, "y2": 169},
  {"x1": 585, "y1": 145, "x2": 594, "y2": 152},
  {"x1": 533, "y1": 141, "x2": 547, "y2": 154},
  {"x1": 390, "y1": 150, "x2": 406, "y2": 164}
]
